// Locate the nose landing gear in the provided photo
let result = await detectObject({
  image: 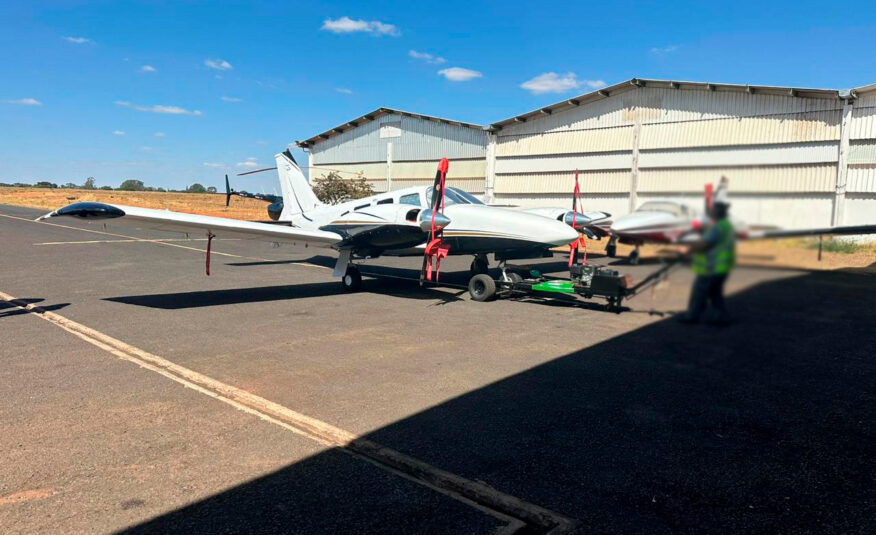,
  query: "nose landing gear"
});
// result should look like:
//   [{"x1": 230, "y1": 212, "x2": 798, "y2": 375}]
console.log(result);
[
  {"x1": 629, "y1": 245, "x2": 641, "y2": 265},
  {"x1": 470, "y1": 253, "x2": 489, "y2": 275}
]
